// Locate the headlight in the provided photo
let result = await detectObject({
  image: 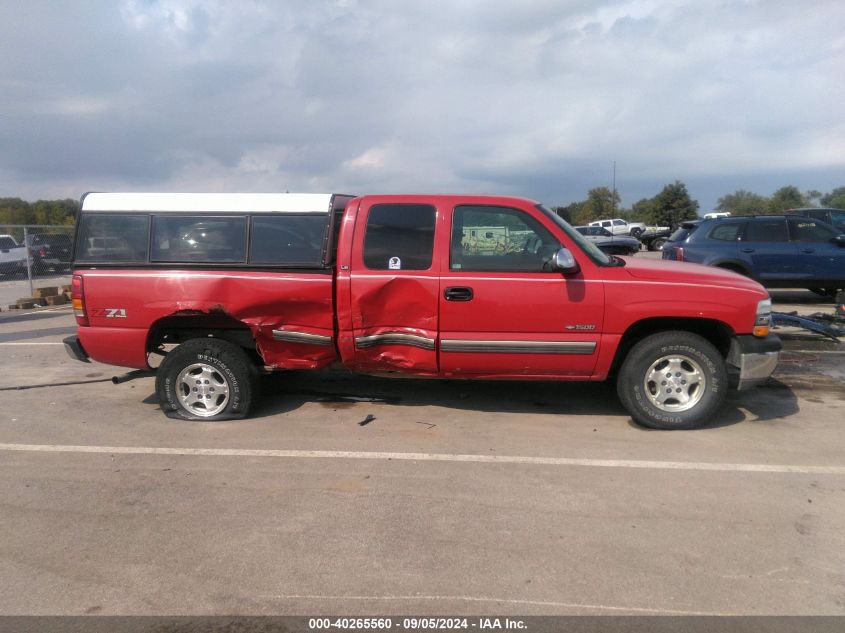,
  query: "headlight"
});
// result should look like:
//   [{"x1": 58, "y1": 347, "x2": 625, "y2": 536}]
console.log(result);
[{"x1": 753, "y1": 298, "x2": 772, "y2": 337}]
